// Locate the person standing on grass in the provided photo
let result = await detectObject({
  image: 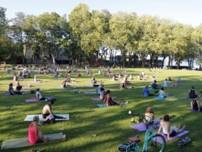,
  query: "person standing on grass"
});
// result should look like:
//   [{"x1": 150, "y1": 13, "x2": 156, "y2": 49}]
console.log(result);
[{"x1": 188, "y1": 86, "x2": 200, "y2": 112}]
